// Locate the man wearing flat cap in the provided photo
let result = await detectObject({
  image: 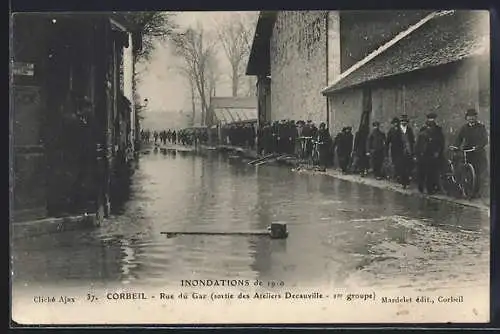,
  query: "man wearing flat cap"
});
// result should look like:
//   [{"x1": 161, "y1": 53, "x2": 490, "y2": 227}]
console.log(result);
[
  {"x1": 455, "y1": 108, "x2": 489, "y2": 198},
  {"x1": 415, "y1": 112, "x2": 445, "y2": 194}
]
